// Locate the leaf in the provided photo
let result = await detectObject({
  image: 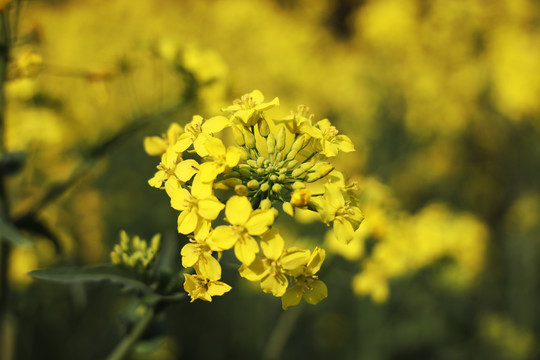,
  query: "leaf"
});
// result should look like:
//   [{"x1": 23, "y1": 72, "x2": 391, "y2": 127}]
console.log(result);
[
  {"x1": 29, "y1": 265, "x2": 152, "y2": 294},
  {"x1": 0, "y1": 216, "x2": 32, "y2": 246}
]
